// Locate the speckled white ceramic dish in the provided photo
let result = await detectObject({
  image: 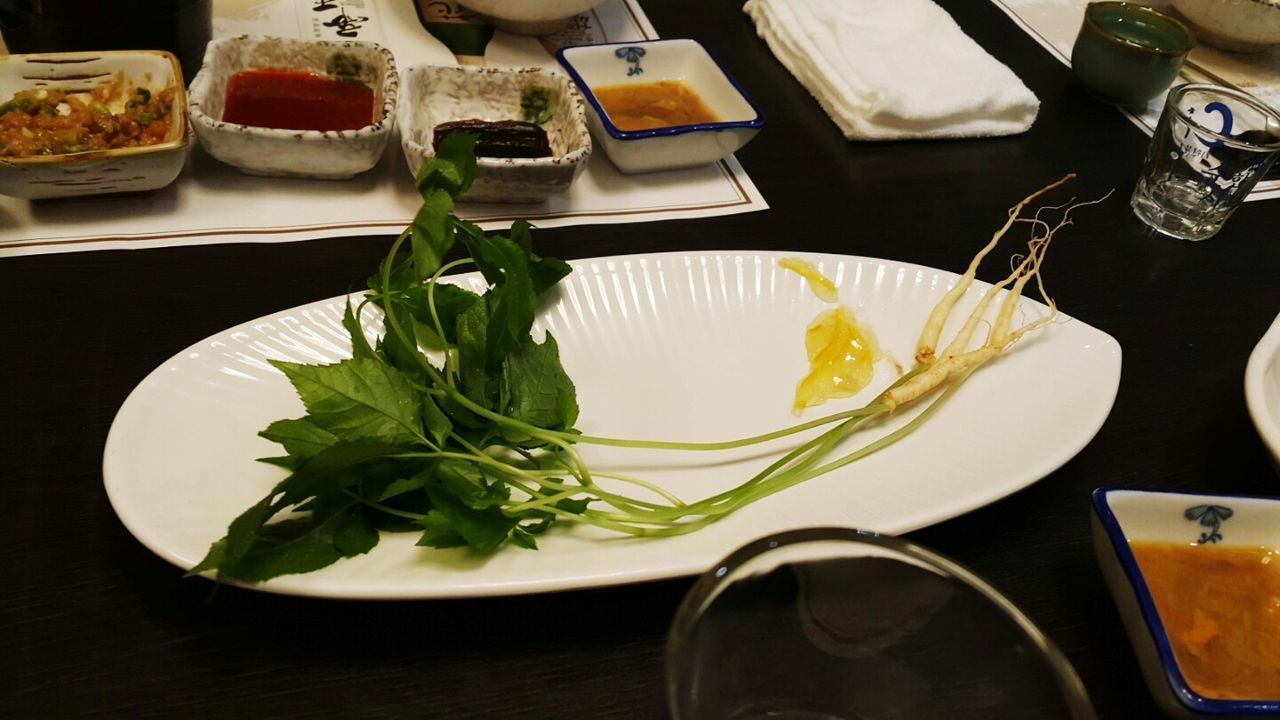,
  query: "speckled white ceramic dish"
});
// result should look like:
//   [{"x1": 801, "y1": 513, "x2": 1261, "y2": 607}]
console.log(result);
[
  {"x1": 1170, "y1": 0, "x2": 1280, "y2": 52},
  {"x1": 1246, "y1": 312, "x2": 1280, "y2": 469},
  {"x1": 557, "y1": 39, "x2": 764, "y2": 174},
  {"x1": 398, "y1": 64, "x2": 591, "y2": 203},
  {"x1": 457, "y1": 0, "x2": 606, "y2": 34},
  {"x1": 0, "y1": 50, "x2": 188, "y2": 199},
  {"x1": 187, "y1": 35, "x2": 397, "y2": 179},
  {"x1": 1093, "y1": 488, "x2": 1280, "y2": 718}
]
